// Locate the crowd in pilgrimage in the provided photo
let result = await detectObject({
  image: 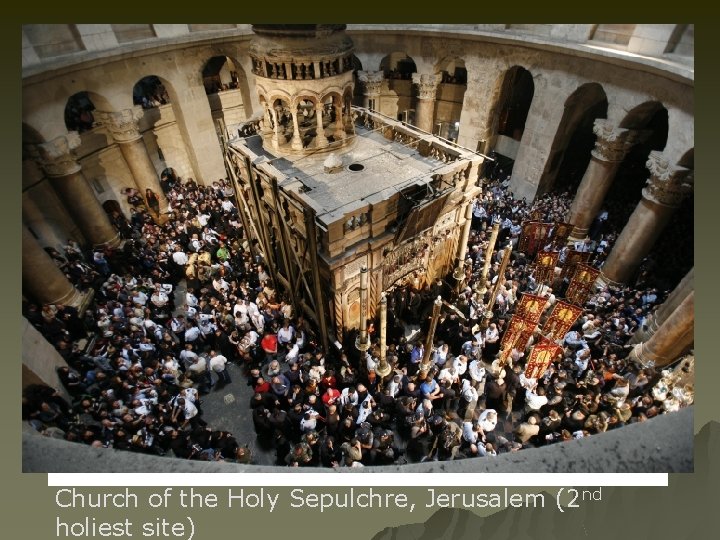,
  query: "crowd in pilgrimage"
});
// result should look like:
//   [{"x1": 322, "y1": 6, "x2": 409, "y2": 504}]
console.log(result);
[{"x1": 23, "y1": 170, "x2": 693, "y2": 467}]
